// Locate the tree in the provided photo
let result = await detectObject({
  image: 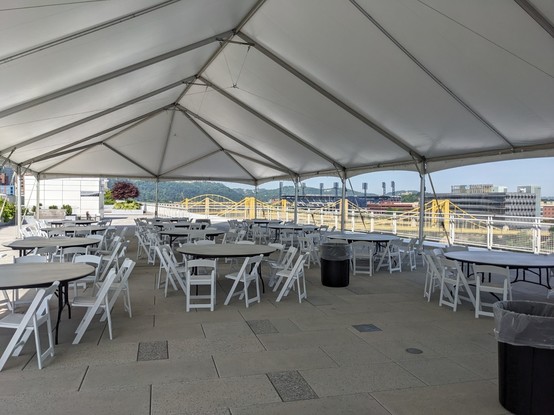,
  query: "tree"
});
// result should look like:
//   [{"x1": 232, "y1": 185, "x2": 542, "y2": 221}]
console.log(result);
[{"x1": 111, "y1": 181, "x2": 140, "y2": 200}]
